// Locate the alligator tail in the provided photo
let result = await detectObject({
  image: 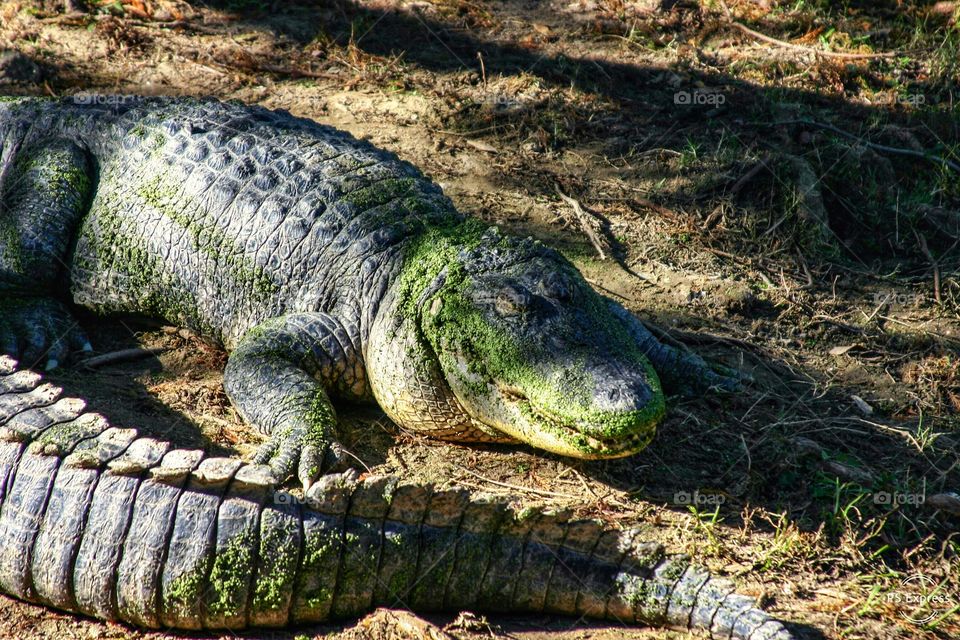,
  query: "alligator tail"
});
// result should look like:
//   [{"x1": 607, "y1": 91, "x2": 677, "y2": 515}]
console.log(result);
[{"x1": 0, "y1": 355, "x2": 791, "y2": 638}]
